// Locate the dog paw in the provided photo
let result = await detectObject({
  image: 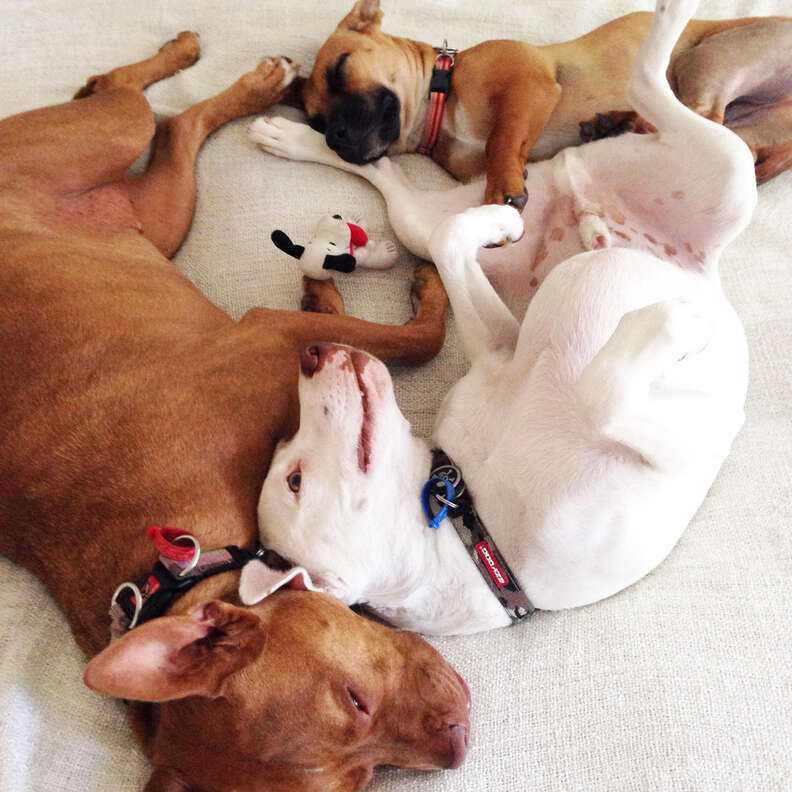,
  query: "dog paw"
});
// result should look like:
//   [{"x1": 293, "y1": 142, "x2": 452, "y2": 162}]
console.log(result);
[
  {"x1": 410, "y1": 263, "x2": 445, "y2": 316},
  {"x1": 247, "y1": 116, "x2": 325, "y2": 162},
  {"x1": 578, "y1": 213, "x2": 611, "y2": 251},
  {"x1": 628, "y1": 298, "x2": 715, "y2": 363},
  {"x1": 484, "y1": 171, "x2": 528, "y2": 209}
]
